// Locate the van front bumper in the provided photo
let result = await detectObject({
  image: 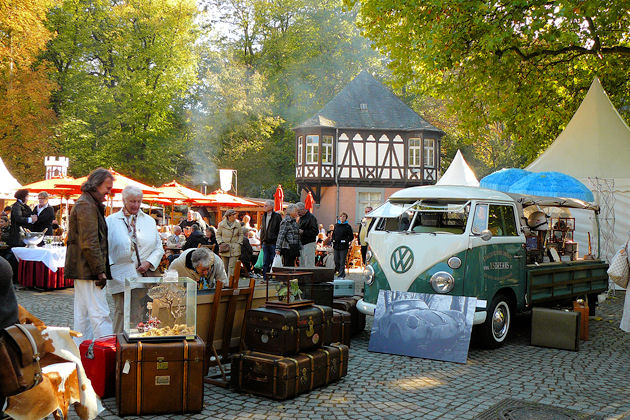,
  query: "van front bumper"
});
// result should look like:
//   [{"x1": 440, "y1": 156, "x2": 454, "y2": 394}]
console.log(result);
[
  {"x1": 357, "y1": 299, "x2": 376, "y2": 316},
  {"x1": 358, "y1": 298, "x2": 488, "y2": 325}
]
